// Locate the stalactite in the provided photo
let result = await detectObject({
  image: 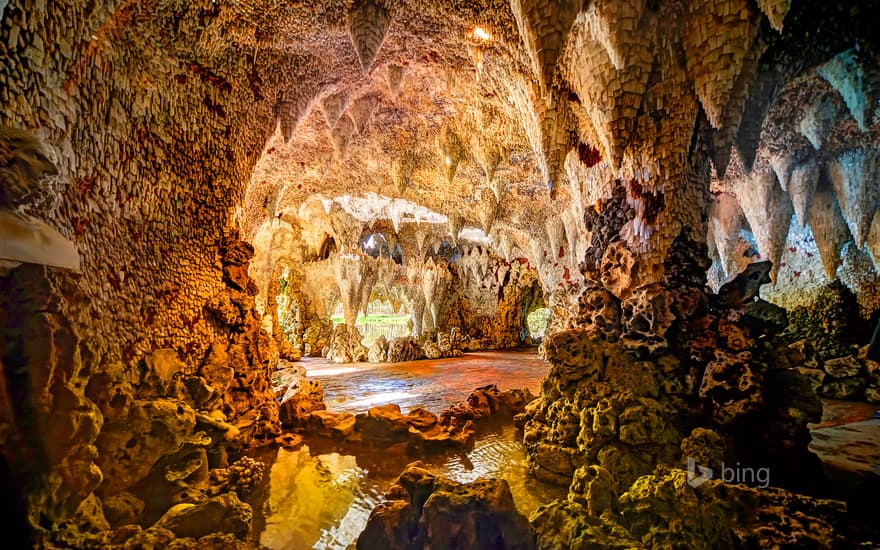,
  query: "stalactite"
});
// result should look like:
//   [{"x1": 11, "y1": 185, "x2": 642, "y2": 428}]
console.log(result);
[
  {"x1": 788, "y1": 158, "x2": 819, "y2": 228},
  {"x1": 392, "y1": 153, "x2": 416, "y2": 195},
  {"x1": 756, "y1": 0, "x2": 790, "y2": 31},
  {"x1": 330, "y1": 115, "x2": 356, "y2": 158},
  {"x1": 867, "y1": 212, "x2": 880, "y2": 270},
  {"x1": 827, "y1": 148, "x2": 880, "y2": 248},
  {"x1": 563, "y1": 27, "x2": 646, "y2": 168},
  {"x1": 438, "y1": 128, "x2": 465, "y2": 183},
  {"x1": 736, "y1": 171, "x2": 793, "y2": 281},
  {"x1": 509, "y1": 0, "x2": 582, "y2": 98},
  {"x1": 477, "y1": 192, "x2": 498, "y2": 235},
  {"x1": 321, "y1": 89, "x2": 350, "y2": 129},
  {"x1": 386, "y1": 63, "x2": 404, "y2": 100},
  {"x1": 473, "y1": 140, "x2": 503, "y2": 186},
  {"x1": 278, "y1": 94, "x2": 313, "y2": 143},
  {"x1": 347, "y1": 94, "x2": 379, "y2": 134},
  {"x1": 683, "y1": 0, "x2": 760, "y2": 129},
  {"x1": 561, "y1": 207, "x2": 581, "y2": 265},
  {"x1": 808, "y1": 185, "x2": 851, "y2": 280},
  {"x1": 447, "y1": 213, "x2": 464, "y2": 245},
  {"x1": 709, "y1": 192, "x2": 744, "y2": 278},
  {"x1": 768, "y1": 151, "x2": 795, "y2": 191},
  {"x1": 334, "y1": 254, "x2": 363, "y2": 327},
  {"x1": 798, "y1": 94, "x2": 840, "y2": 150},
  {"x1": 347, "y1": 0, "x2": 392, "y2": 73},
  {"x1": 818, "y1": 48, "x2": 877, "y2": 132},
  {"x1": 586, "y1": 0, "x2": 647, "y2": 71},
  {"x1": 546, "y1": 216, "x2": 565, "y2": 259}
]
